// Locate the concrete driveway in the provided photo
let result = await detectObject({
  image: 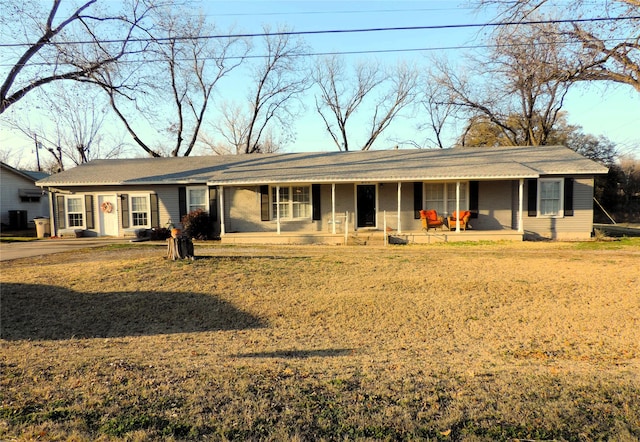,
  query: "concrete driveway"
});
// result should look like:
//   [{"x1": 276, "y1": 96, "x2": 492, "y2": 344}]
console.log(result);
[{"x1": 0, "y1": 238, "x2": 132, "y2": 261}]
